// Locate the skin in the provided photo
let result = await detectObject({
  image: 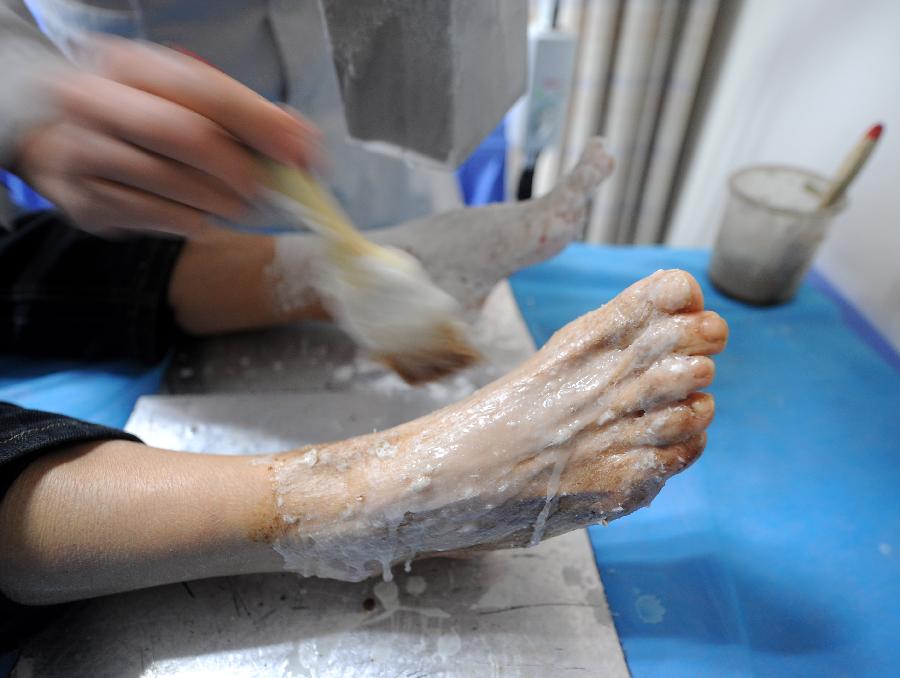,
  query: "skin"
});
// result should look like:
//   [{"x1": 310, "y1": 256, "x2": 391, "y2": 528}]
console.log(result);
[
  {"x1": 167, "y1": 227, "x2": 322, "y2": 334},
  {"x1": 0, "y1": 269, "x2": 727, "y2": 605},
  {"x1": 0, "y1": 440, "x2": 280, "y2": 604},
  {"x1": 11, "y1": 37, "x2": 320, "y2": 240}
]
